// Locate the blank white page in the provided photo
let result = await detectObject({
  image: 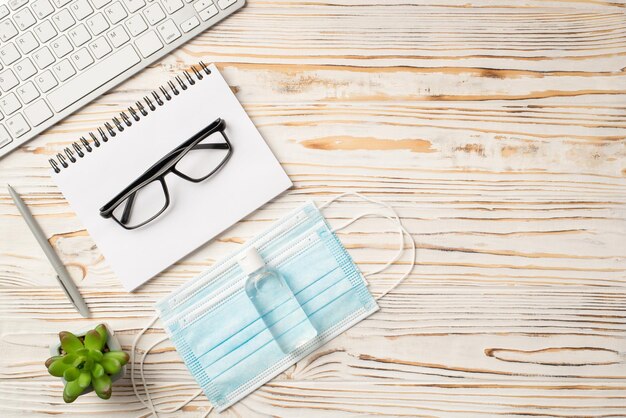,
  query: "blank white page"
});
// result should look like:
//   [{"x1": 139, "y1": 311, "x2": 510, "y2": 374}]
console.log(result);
[{"x1": 53, "y1": 64, "x2": 292, "y2": 291}]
